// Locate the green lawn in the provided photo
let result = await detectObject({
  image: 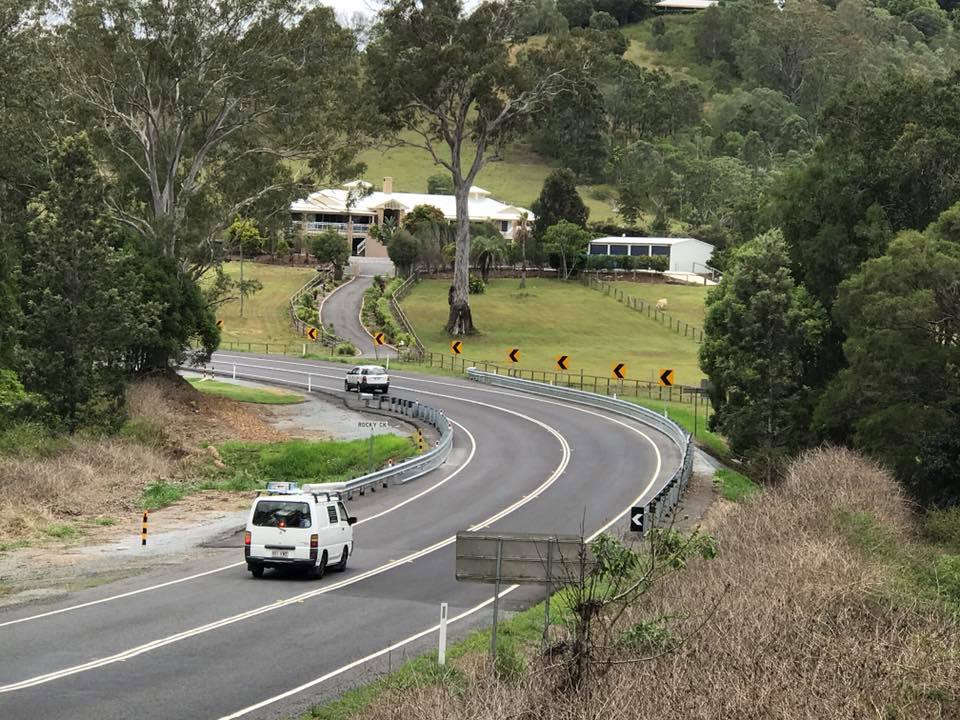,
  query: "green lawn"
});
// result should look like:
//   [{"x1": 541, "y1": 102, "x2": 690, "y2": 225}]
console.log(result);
[
  {"x1": 612, "y1": 282, "x2": 710, "y2": 328},
  {"x1": 213, "y1": 262, "x2": 318, "y2": 347},
  {"x1": 713, "y1": 468, "x2": 760, "y2": 503},
  {"x1": 187, "y1": 378, "x2": 305, "y2": 405},
  {"x1": 356, "y1": 133, "x2": 618, "y2": 221},
  {"x1": 401, "y1": 278, "x2": 704, "y2": 383}
]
